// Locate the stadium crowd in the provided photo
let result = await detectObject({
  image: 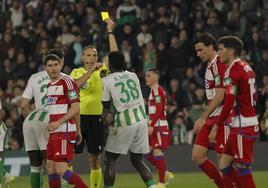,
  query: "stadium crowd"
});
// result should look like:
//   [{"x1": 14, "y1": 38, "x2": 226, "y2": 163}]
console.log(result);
[{"x1": 0, "y1": 0, "x2": 268, "y2": 150}]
